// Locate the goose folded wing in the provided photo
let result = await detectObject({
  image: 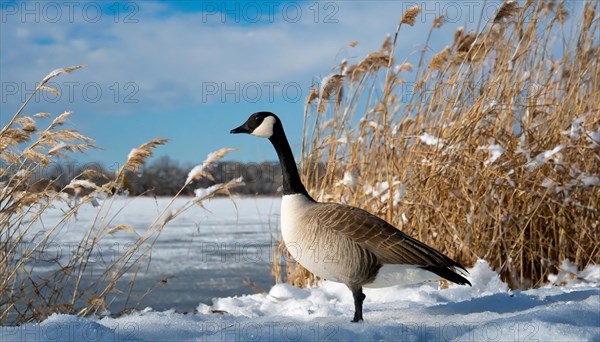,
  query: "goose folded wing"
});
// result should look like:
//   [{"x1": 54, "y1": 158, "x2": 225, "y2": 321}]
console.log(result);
[{"x1": 311, "y1": 203, "x2": 465, "y2": 270}]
